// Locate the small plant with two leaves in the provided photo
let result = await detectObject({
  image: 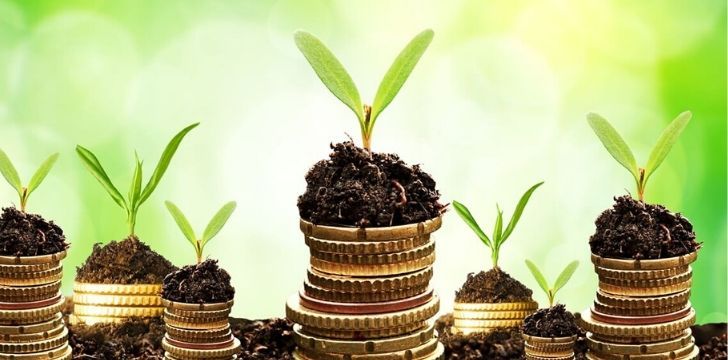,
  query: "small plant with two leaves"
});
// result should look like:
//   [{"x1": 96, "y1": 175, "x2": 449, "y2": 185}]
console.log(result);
[
  {"x1": 165, "y1": 201, "x2": 236, "y2": 264},
  {"x1": 522, "y1": 260, "x2": 580, "y2": 344},
  {"x1": 524, "y1": 260, "x2": 579, "y2": 308},
  {"x1": 294, "y1": 29, "x2": 434, "y2": 151},
  {"x1": 0, "y1": 149, "x2": 58, "y2": 213}
]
